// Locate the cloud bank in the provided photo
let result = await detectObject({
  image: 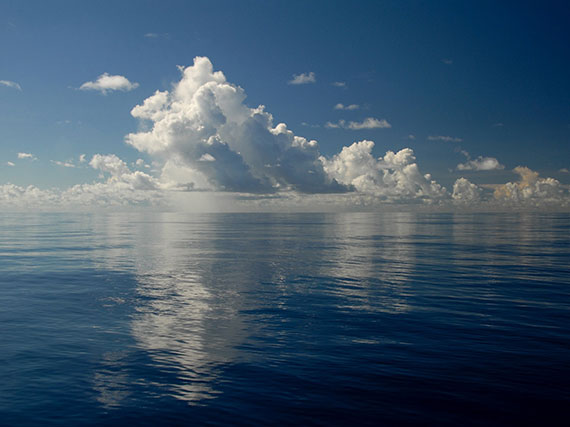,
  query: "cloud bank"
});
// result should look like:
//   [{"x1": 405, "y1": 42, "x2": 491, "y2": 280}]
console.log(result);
[{"x1": 1, "y1": 57, "x2": 568, "y2": 211}]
